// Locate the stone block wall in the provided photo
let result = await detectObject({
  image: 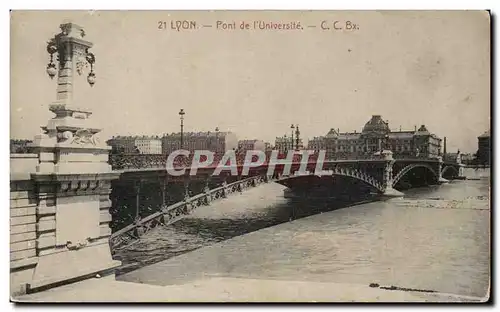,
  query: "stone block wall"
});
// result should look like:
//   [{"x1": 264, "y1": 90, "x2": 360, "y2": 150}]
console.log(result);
[
  {"x1": 10, "y1": 152, "x2": 119, "y2": 296},
  {"x1": 10, "y1": 154, "x2": 39, "y2": 296}
]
